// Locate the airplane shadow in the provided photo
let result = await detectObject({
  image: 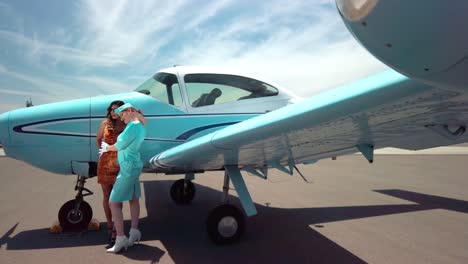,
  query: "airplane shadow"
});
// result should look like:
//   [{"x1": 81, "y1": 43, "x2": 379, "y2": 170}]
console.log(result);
[{"x1": 4, "y1": 180, "x2": 468, "y2": 263}]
